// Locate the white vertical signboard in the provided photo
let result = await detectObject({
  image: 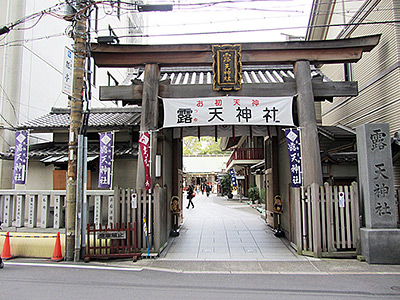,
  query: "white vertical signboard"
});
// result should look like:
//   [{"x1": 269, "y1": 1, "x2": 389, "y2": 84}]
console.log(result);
[{"x1": 62, "y1": 47, "x2": 74, "y2": 96}]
